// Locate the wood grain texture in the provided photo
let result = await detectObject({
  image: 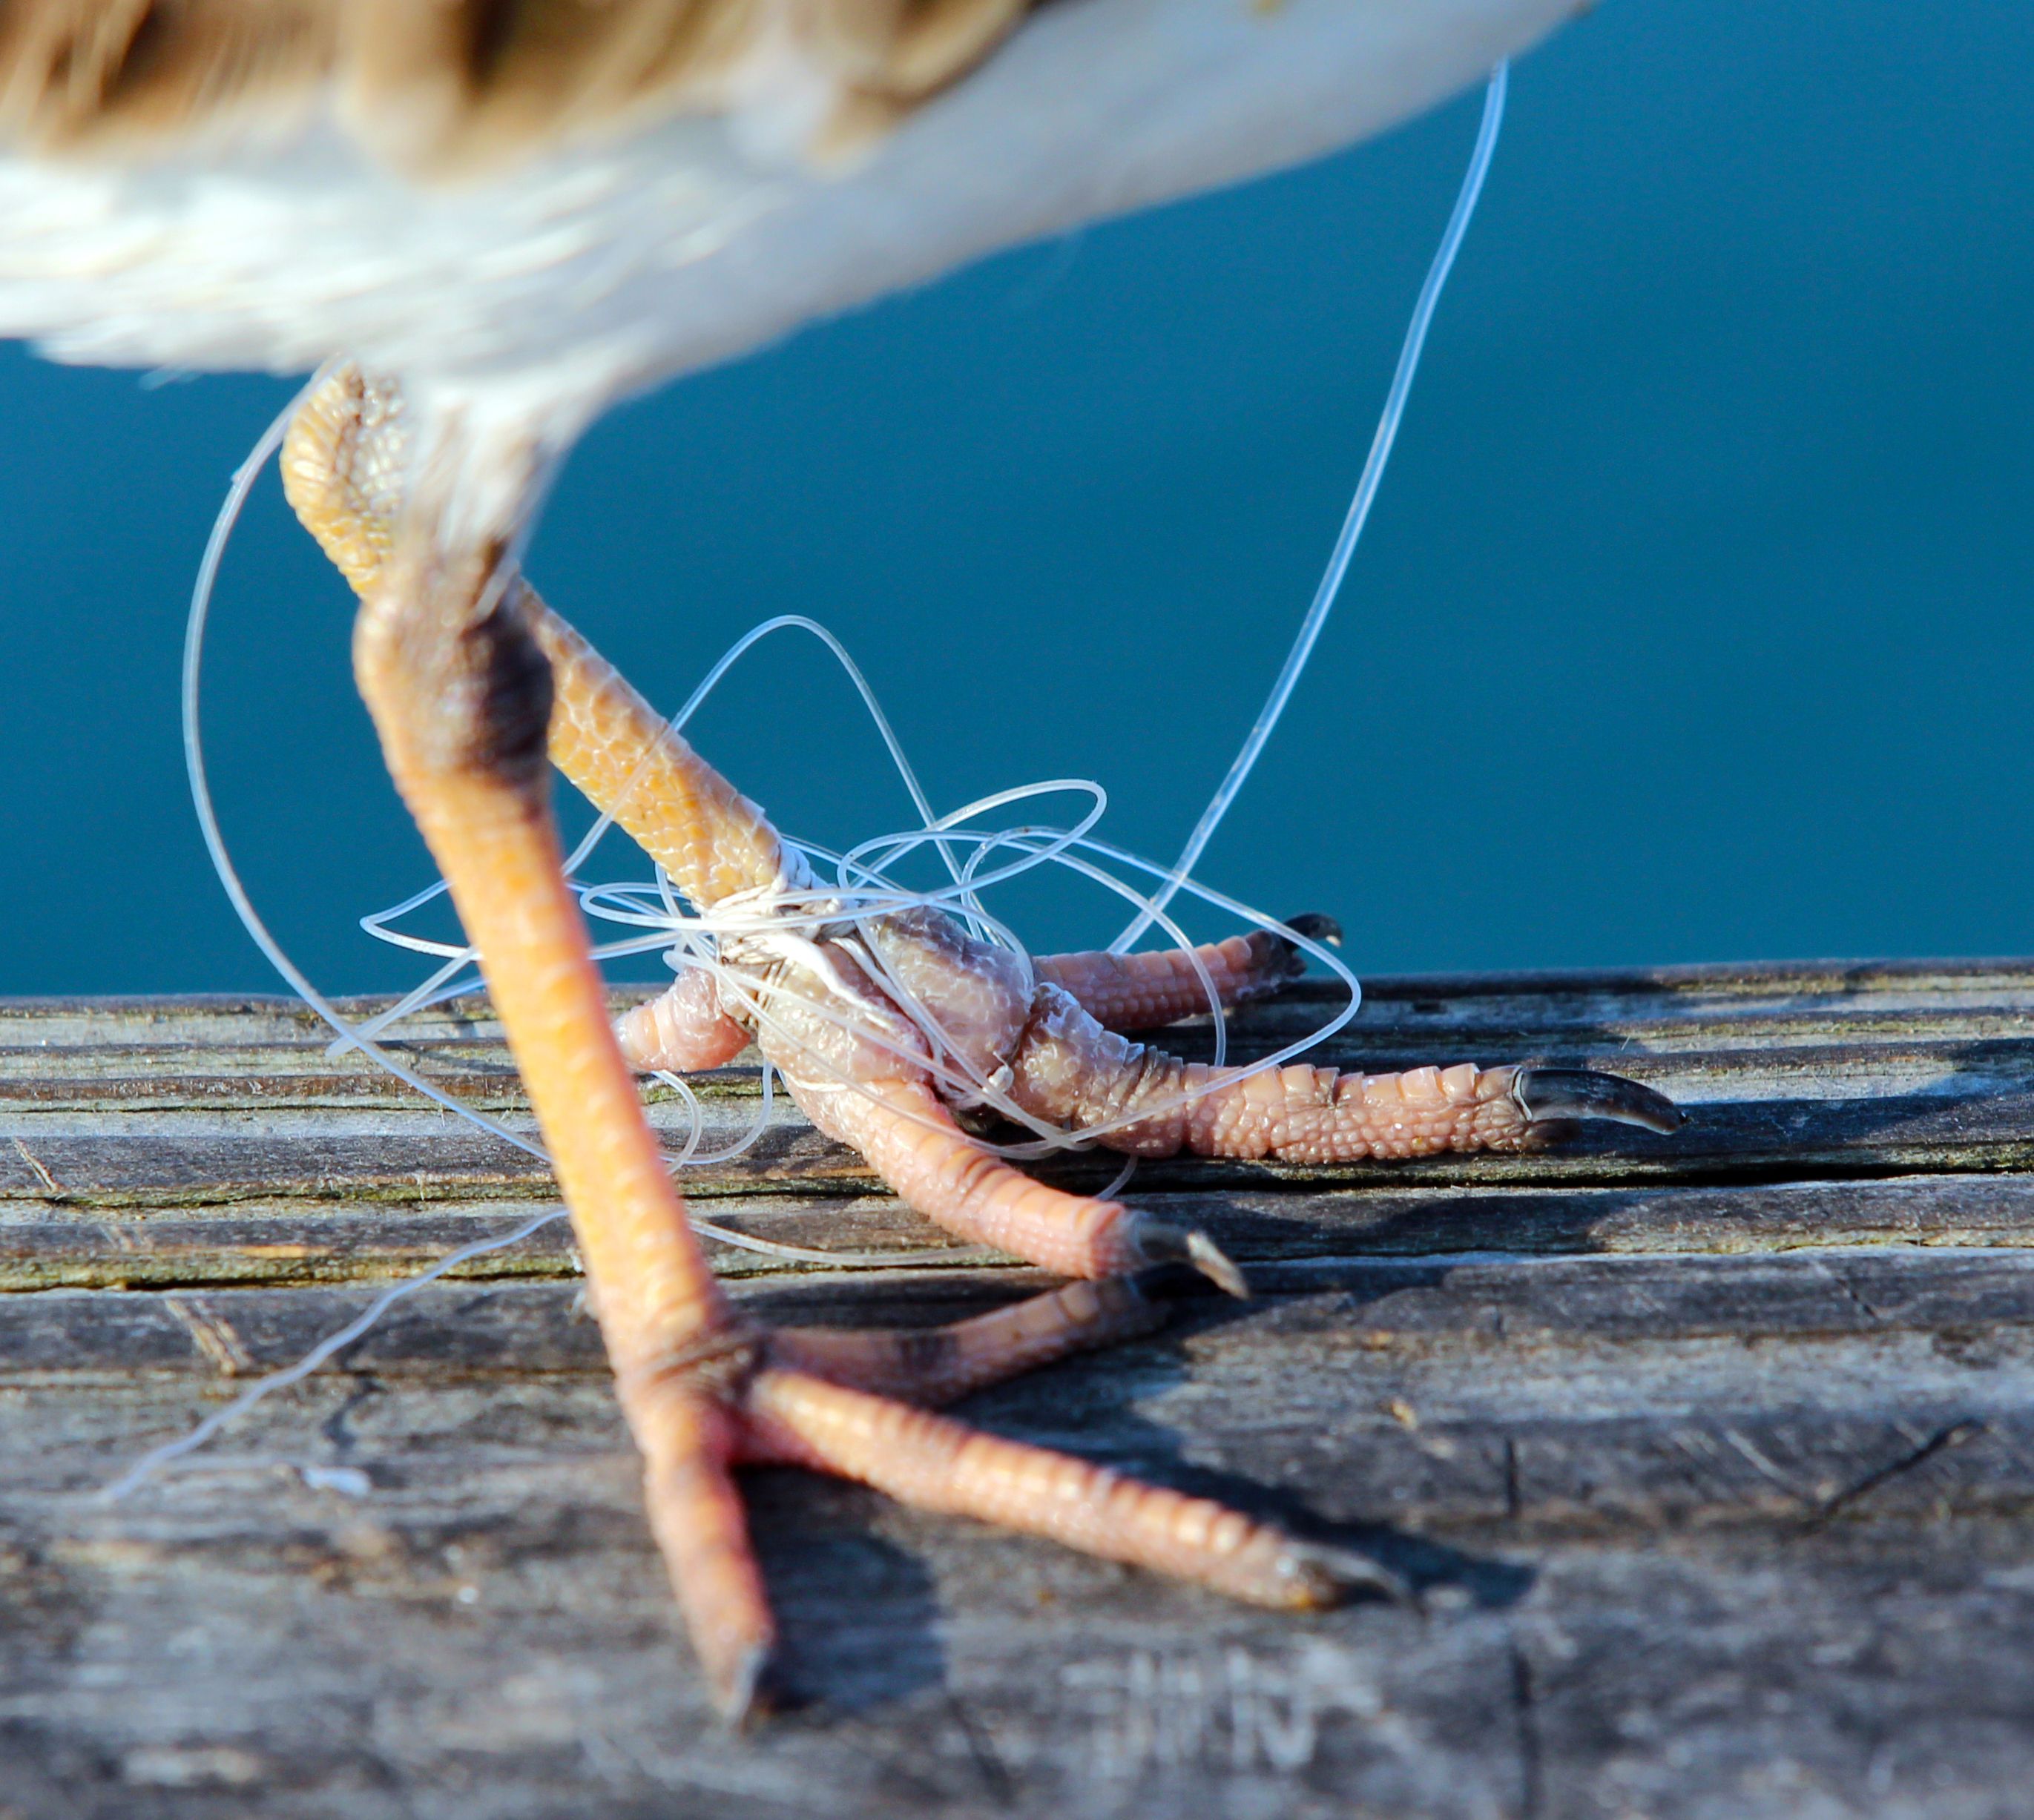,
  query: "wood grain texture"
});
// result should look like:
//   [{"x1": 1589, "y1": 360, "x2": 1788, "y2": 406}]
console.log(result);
[{"x1": 7, "y1": 961, "x2": 2034, "y2": 1816}]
